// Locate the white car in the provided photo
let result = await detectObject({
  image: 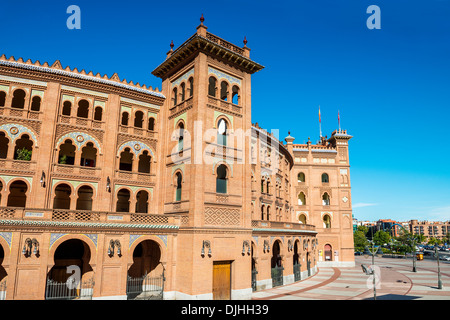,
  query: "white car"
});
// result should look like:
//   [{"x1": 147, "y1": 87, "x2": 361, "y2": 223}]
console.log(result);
[{"x1": 439, "y1": 255, "x2": 450, "y2": 261}]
